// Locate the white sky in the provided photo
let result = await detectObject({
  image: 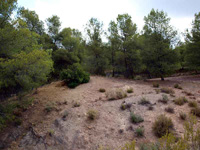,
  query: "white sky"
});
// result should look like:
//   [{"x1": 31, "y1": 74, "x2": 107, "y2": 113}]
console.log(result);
[{"x1": 18, "y1": 0, "x2": 200, "y2": 40}]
